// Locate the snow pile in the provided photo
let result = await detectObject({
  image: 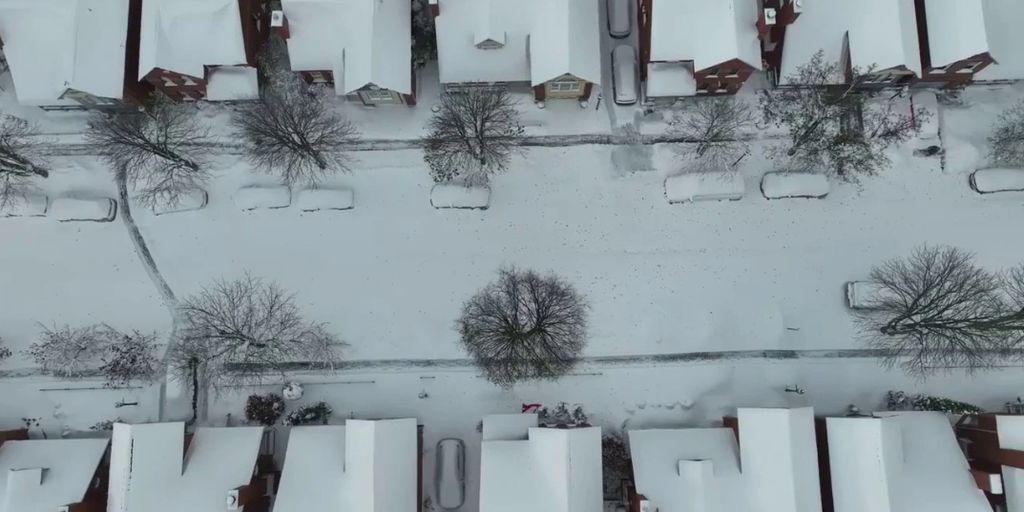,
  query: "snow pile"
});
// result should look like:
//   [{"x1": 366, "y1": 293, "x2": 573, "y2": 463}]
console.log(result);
[
  {"x1": 205, "y1": 67, "x2": 259, "y2": 102},
  {"x1": 646, "y1": 62, "x2": 697, "y2": 98},
  {"x1": 430, "y1": 184, "x2": 490, "y2": 209},
  {"x1": 48, "y1": 197, "x2": 117, "y2": 222},
  {"x1": 152, "y1": 189, "x2": 208, "y2": 215},
  {"x1": 970, "y1": 168, "x2": 1024, "y2": 193},
  {"x1": 664, "y1": 172, "x2": 744, "y2": 203},
  {"x1": 296, "y1": 188, "x2": 355, "y2": 211},
  {"x1": 760, "y1": 172, "x2": 830, "y2": 199},
  {"x1": 234, "y1": 186, "x2": 292, "y2": 210},
  {"x1": 1, "y1": 196, "x2": 48, "y2": 217}
]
